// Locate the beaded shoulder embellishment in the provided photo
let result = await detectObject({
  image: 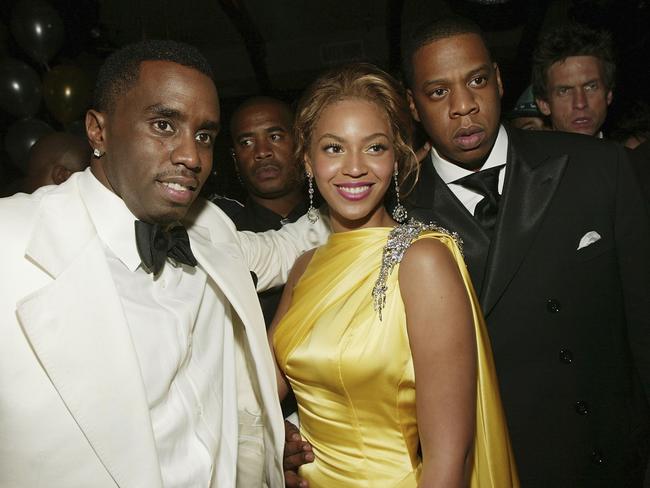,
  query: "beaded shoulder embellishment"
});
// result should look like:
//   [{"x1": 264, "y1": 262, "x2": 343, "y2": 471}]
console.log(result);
[{"x1": 371, "y1": 219, "x2": 463, "y2": 321}]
